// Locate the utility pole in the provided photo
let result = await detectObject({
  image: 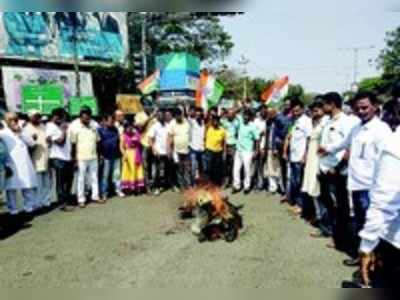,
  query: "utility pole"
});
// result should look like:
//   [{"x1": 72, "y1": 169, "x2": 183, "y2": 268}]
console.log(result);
[
  {"x1": 71, "y1": 13, "x2": 81, "y2": 97},
  {"x1": 339, "y1": 45, "x2": 375, "y2": 87},
  {"x1": 141, "y1": 12, "x2": 148, "y2": 79},
  {"x1": 238, "y1": 55, "x2": 250, "y2": 100}
]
